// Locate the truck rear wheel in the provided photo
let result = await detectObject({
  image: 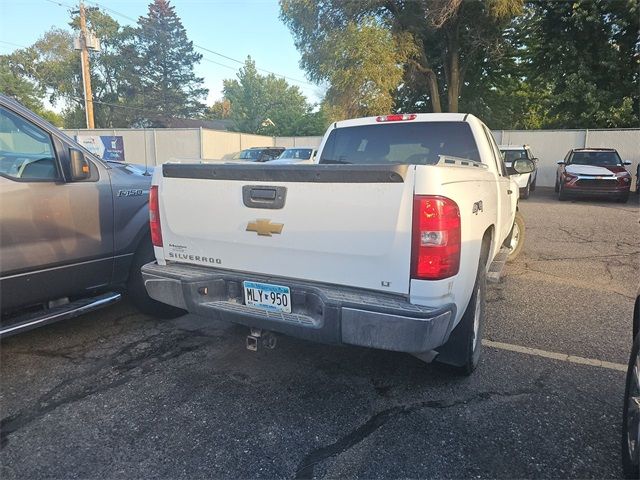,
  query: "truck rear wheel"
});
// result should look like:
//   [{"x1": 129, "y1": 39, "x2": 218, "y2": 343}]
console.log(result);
[
  {"x1": 506, "y1": 211, "x2": 525, "y2": 262},
  {"x1": 435, "y1": 258, "x2": 486, "y2": 375},
  {"x1": 127, "y1": 241, "x2": 186, "y2": 319}
]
